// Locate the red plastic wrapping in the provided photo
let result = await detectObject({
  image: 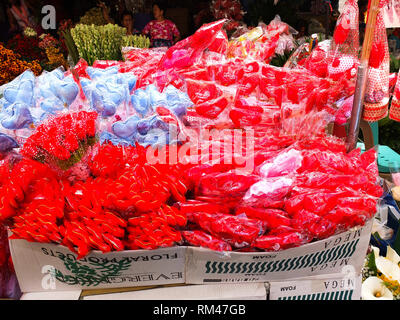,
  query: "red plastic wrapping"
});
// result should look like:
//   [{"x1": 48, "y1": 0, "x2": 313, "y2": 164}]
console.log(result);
[
  {"x1": 182, "y1": 230, "x2": 232, "y2": 251},
  {"x1": 254, "y1": 232, "x2": 310, "y2": 251},
  {"x1": 192, "y1": 212, "x2": 267, "y2": 248}
]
